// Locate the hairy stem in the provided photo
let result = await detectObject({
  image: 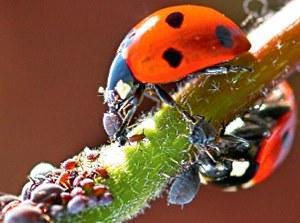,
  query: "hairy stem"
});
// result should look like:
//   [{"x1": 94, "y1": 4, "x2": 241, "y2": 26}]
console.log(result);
[{"x1": 58, "y1": 1, "x2": 300, "y2": 222}]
